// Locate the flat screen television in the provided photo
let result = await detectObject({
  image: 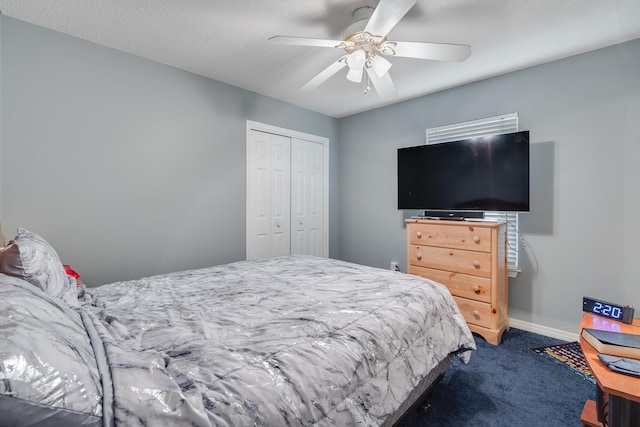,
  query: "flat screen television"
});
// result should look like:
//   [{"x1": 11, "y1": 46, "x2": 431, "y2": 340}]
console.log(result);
[{"x1": 397, "y1": 130, "x2": 530, "y2": 213}]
